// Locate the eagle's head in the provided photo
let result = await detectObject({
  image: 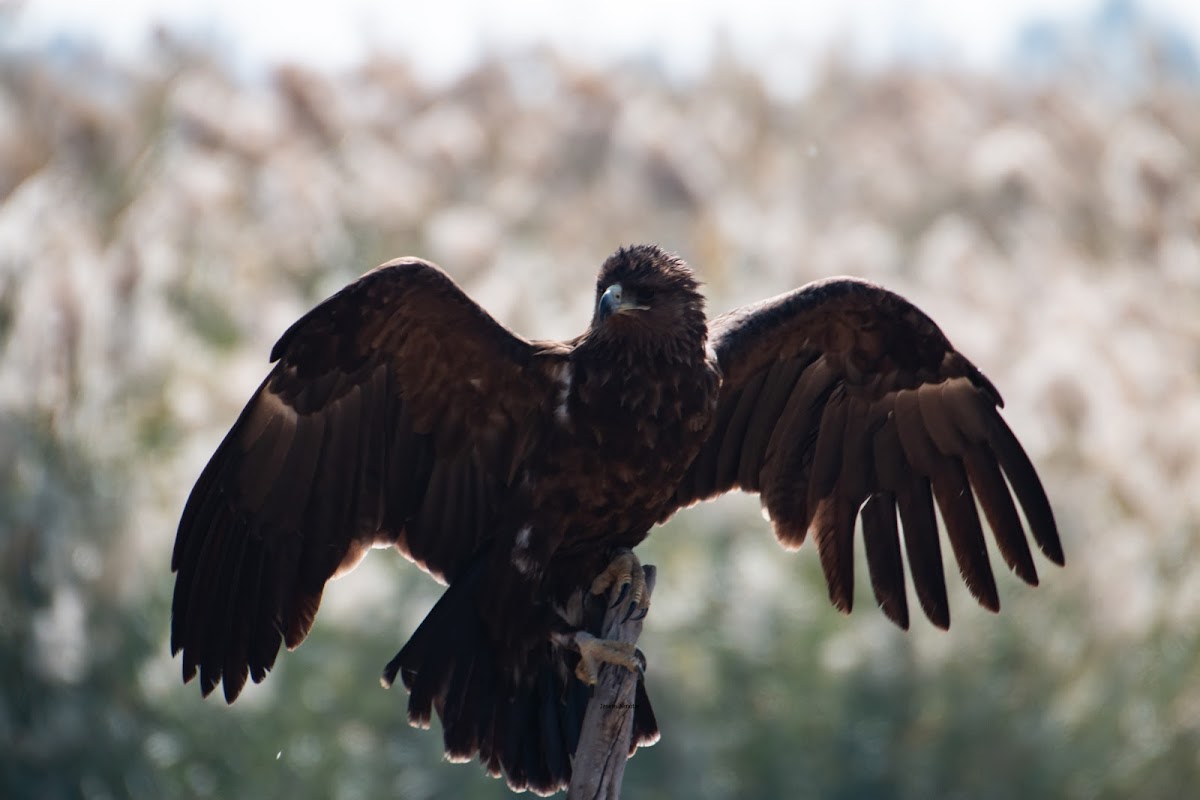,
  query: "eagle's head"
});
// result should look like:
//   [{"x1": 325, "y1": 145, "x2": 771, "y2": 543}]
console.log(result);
[{"x1": 589, "y1": 245, "x2": 707, "y2": 351}]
